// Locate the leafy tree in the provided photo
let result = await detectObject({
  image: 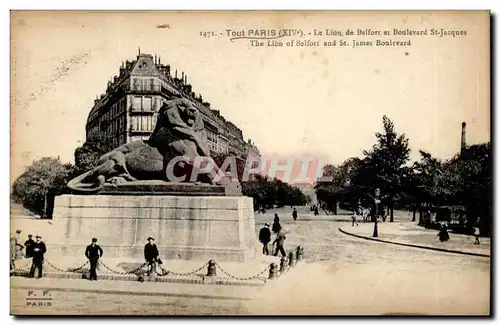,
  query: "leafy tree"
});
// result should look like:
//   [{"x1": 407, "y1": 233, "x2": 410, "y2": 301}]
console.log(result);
[
  {"x1": 241, "y1": 174, "x2": 308, "y2": 211},
  {"x1": 315, "y1": 158, "x2": 363, "y2": 214},
  {"x1": 451, "y1": 143, "x2": 491, "y2": 234},
  {"x1": 12, "y1": 157, "x2": 73, "y2": 217},
  {"x1": 73, "y1": 136, "x2": 115, "y2": 176},
  {"x1": 353, "y1": 115, "x2": 411, "y2": 222}
]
